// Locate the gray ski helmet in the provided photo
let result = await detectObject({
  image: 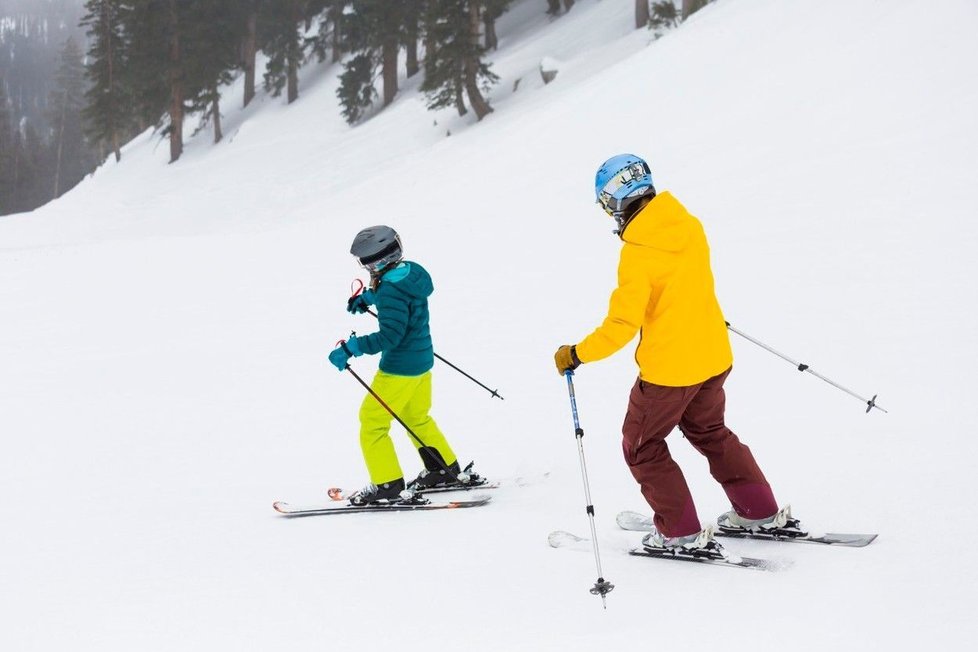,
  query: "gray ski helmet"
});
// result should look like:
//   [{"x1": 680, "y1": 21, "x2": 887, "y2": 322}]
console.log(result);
[{"x1": 350, "y1": 225, "x2": 403, "y2": 273}]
